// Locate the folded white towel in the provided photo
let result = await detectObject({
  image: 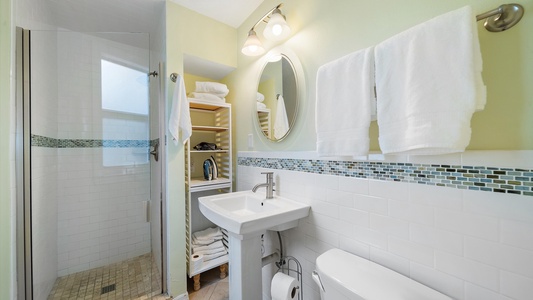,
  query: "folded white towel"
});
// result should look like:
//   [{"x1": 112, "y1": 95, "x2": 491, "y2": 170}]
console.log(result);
[
  {"x1": 168, "y1": 74, "x2": 192, "y2": 145},
  {"x1": 202, "y1": 250, "x2": 228, "y2": 262},
  {"x1": 257, "y1": 92, "x2": 265, "y2": 102},
  {"x1": 192, "y1": 240, "x2": 225, "y2": 253},
  {"x1": 194, "y1": 246, "x2": 226, "y2": 256},
  {"x1": 195, "y1": 81, "x2": 229, "y2": 98},
  {"x1": 375, "y1": 5, "x2": 486, "y2": 155},
  {"x1": 316, "y1": 47, "x2": 375, "y2": 157},
  {"x1": 193, "y1": 226, "x2": 221, "y2": 238},
  {"x1": 188, "y1": 92, "x2": 226, "y2": 103},
  {"x1": 274, "y1": 95, "x2": 290, "y2": 139},
  {"x1": 257, "y1": 102, "x2": 267, "y2": 110}
]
